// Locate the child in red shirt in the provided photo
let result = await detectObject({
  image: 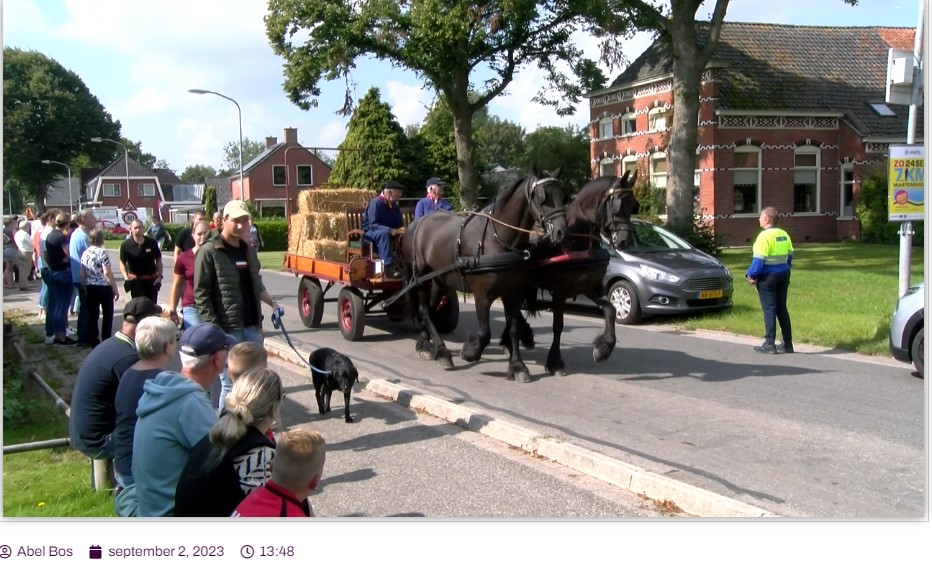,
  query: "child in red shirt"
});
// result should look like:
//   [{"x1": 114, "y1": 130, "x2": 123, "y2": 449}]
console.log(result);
[{"x1": 231, "y1": 428, "x2": 326, "y2": 517}]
